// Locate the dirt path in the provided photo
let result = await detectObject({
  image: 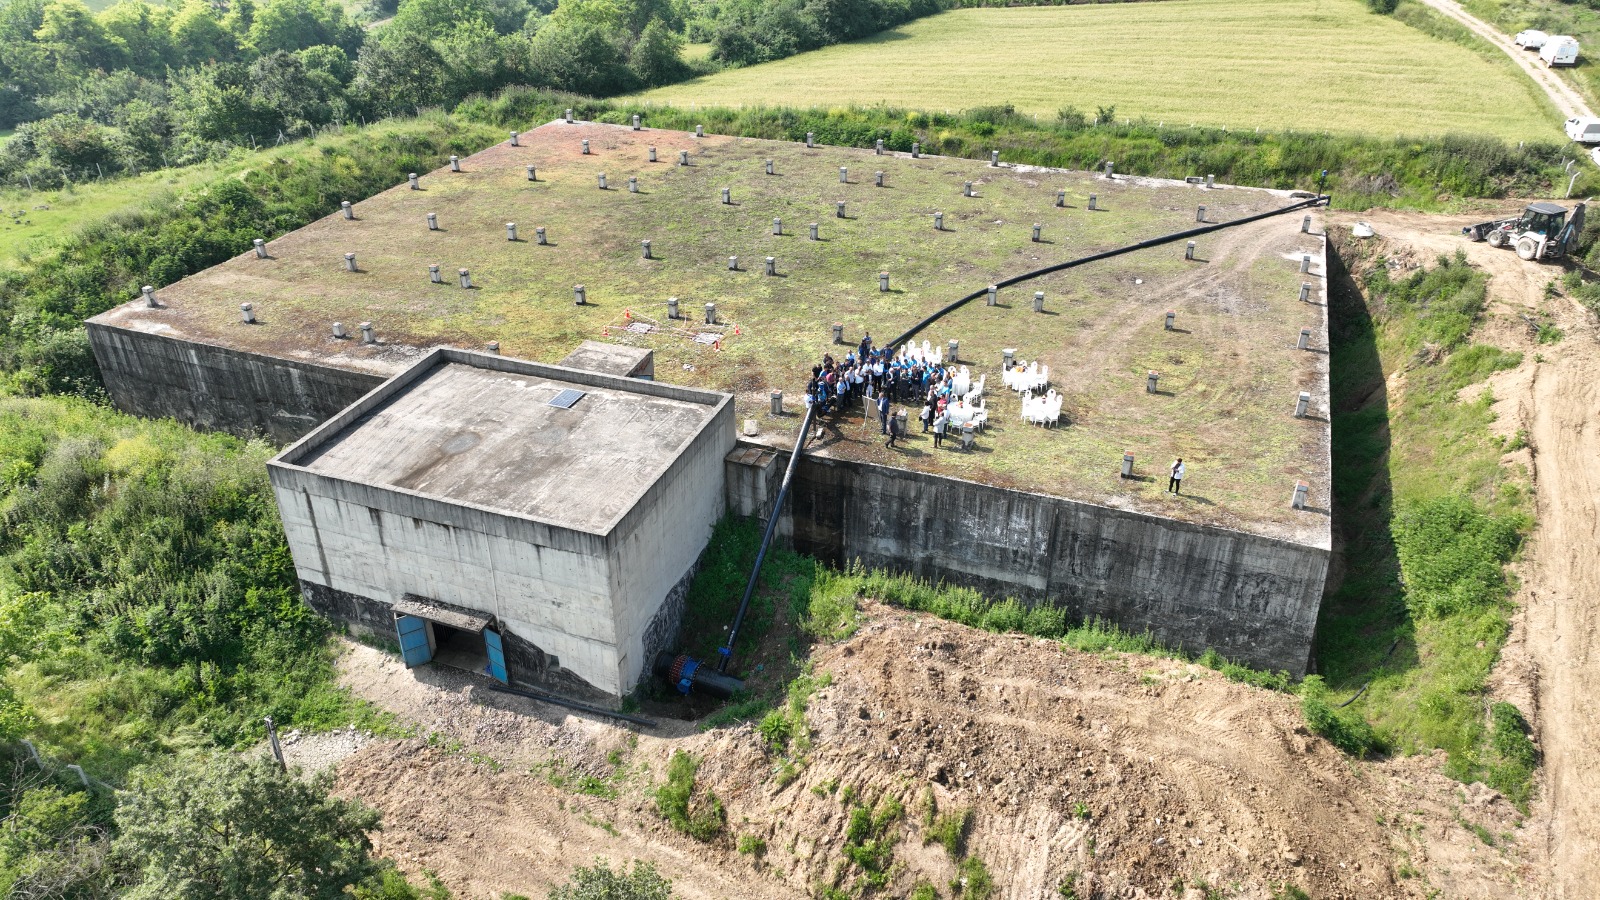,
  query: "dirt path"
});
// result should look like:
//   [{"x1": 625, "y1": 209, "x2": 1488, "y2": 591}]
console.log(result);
[
  {"x1": 1334, "y1": 209, "x2": 1600, "y2": 899},
  {"x1": 1414, "y1": 0, "x2": 1593, "y2": 121},
  {"x1": 1519, "y1": 325, "x2": 1600, "y2": 897}
]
